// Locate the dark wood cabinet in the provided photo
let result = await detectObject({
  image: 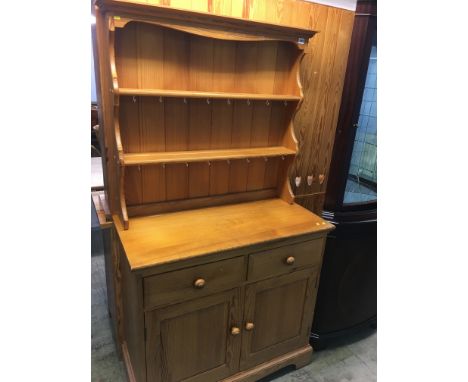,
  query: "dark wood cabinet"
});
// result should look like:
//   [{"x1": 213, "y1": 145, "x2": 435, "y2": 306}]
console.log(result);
[{"x1": 312, "y1": 0, "x2": 377, "y2": 348}]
